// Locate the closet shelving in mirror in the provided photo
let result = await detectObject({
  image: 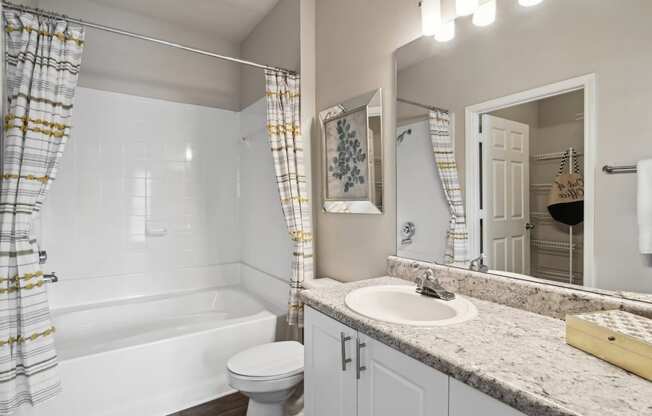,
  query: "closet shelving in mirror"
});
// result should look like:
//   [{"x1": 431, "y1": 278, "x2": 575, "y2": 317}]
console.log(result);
[
  {"x1": 532, "y1": 151, "x2": 584, "y2": 161},
  {"x1": 532, "y1": 239, "x2": 581, "y2": 251},
  {"x1": 532, "y1": 267, "x2": 581, "y2": 284},
  {"x1": 531, "y1": 211, "x2": 553, "y2": 224},
  {"x1": 531, "y1": 183, "x2": 552, "y2": 192}
]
